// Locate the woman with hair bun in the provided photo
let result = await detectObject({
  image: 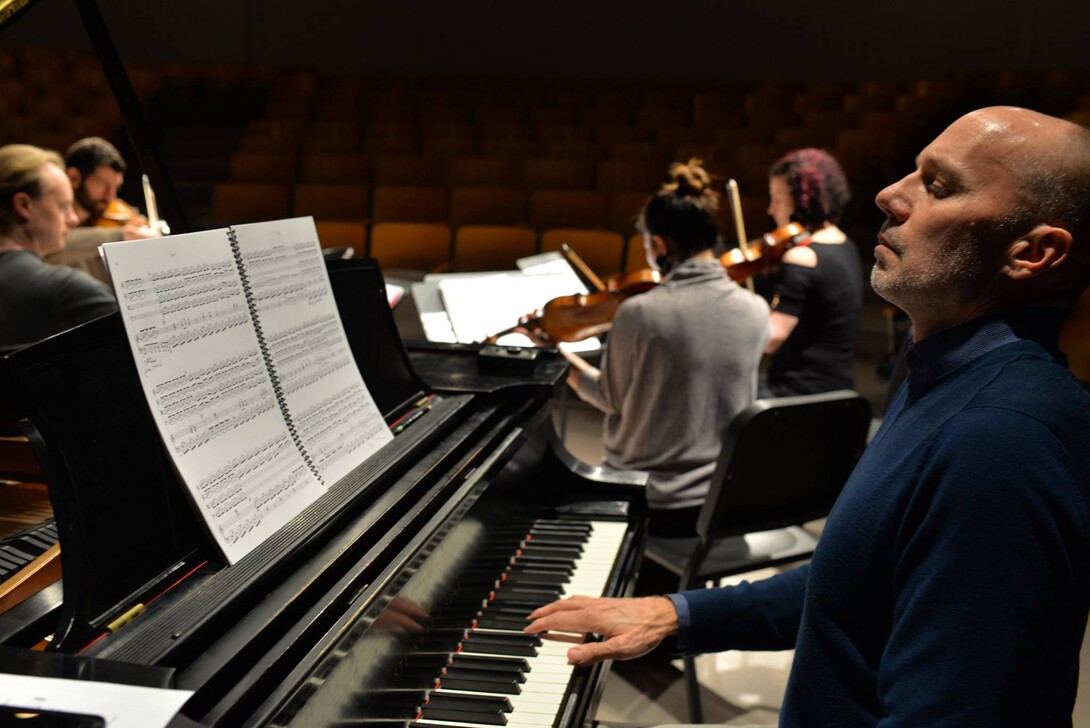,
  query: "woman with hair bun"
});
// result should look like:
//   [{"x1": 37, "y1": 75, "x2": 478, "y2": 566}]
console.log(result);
[
  {"x1": 763, "y1": 148, "x2": 863, "y2": 396},
  {"x1": 555, "y1": 159, "x2": 770, "y2": 536}
]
